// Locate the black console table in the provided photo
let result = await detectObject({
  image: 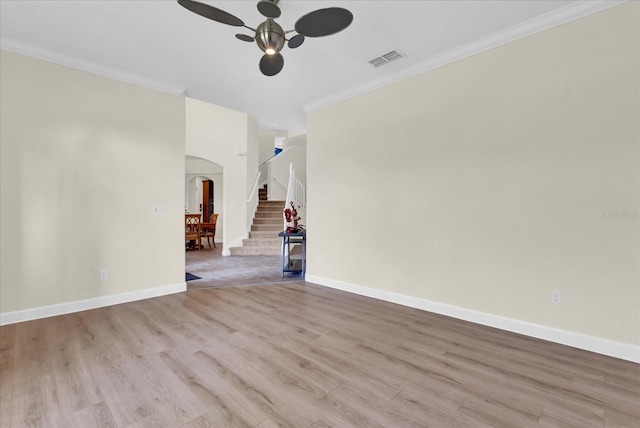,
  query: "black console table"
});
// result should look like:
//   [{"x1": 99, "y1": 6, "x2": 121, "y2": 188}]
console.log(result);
[{"x1": 278, "y1": 231, "x2": 306, "y2": 277}]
